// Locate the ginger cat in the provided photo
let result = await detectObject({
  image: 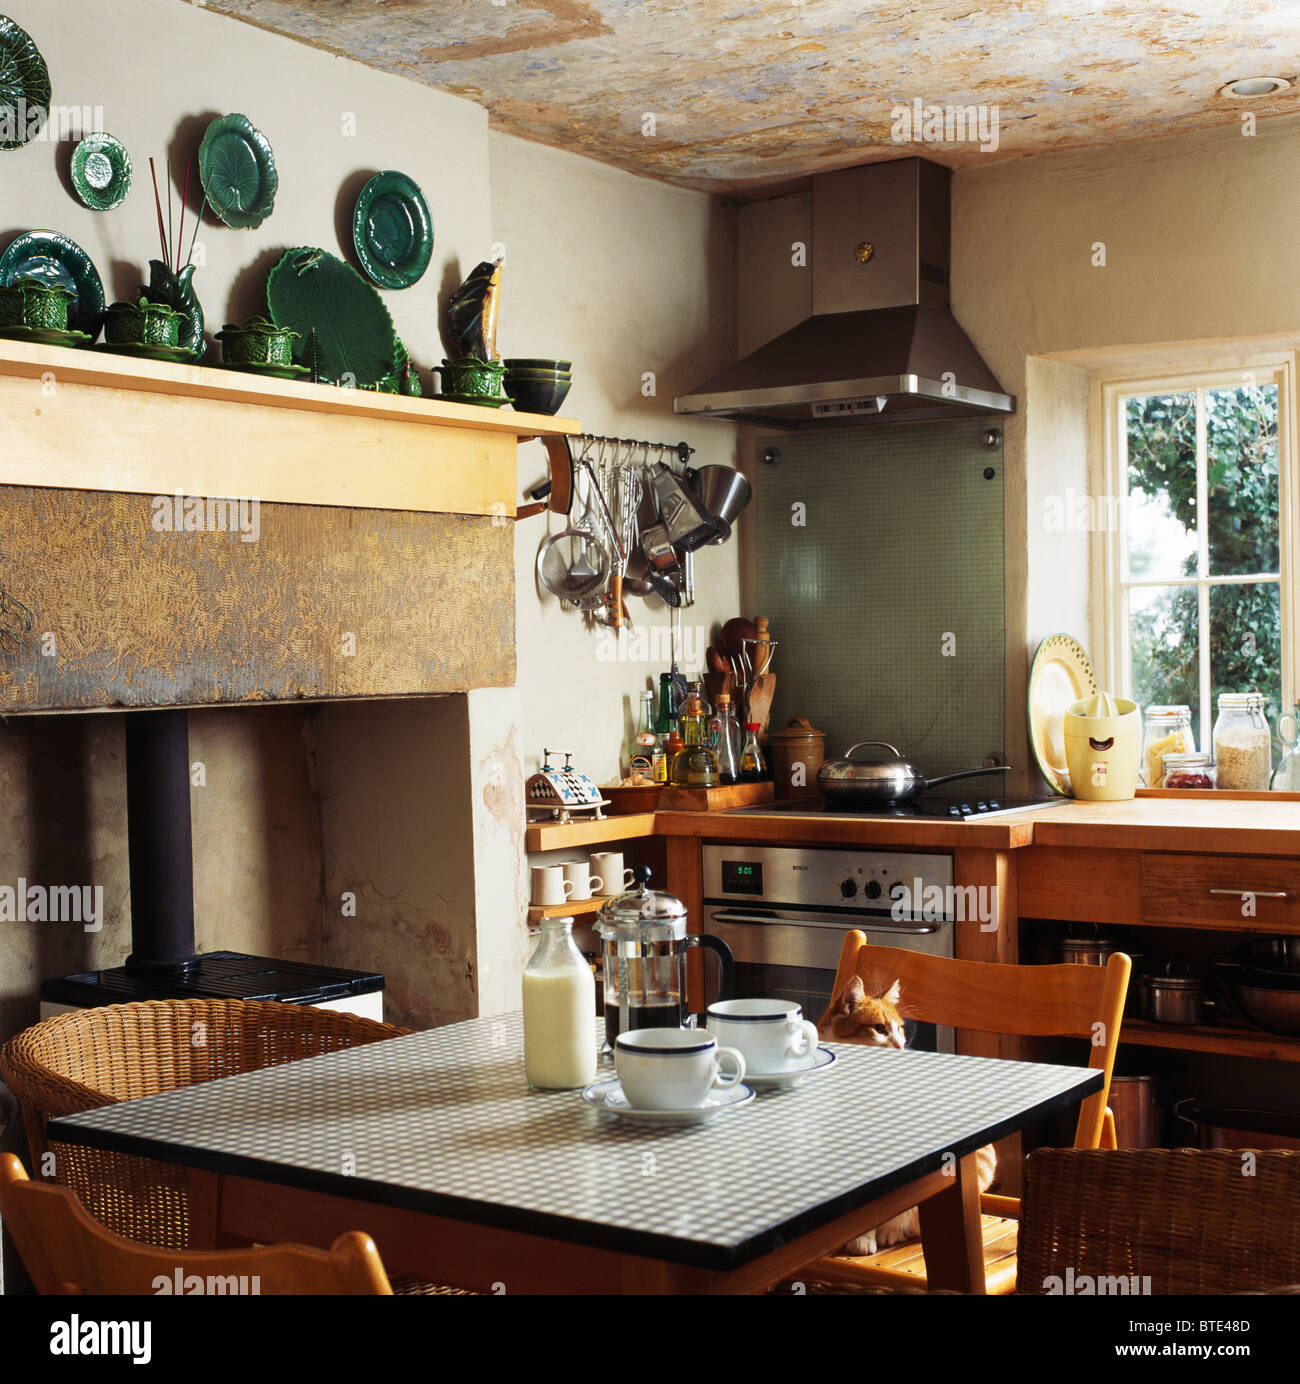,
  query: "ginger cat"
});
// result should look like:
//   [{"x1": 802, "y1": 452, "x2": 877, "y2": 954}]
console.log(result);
[{"x1": 818, "y1": 974, "x2": 997, "y2": 1257}]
